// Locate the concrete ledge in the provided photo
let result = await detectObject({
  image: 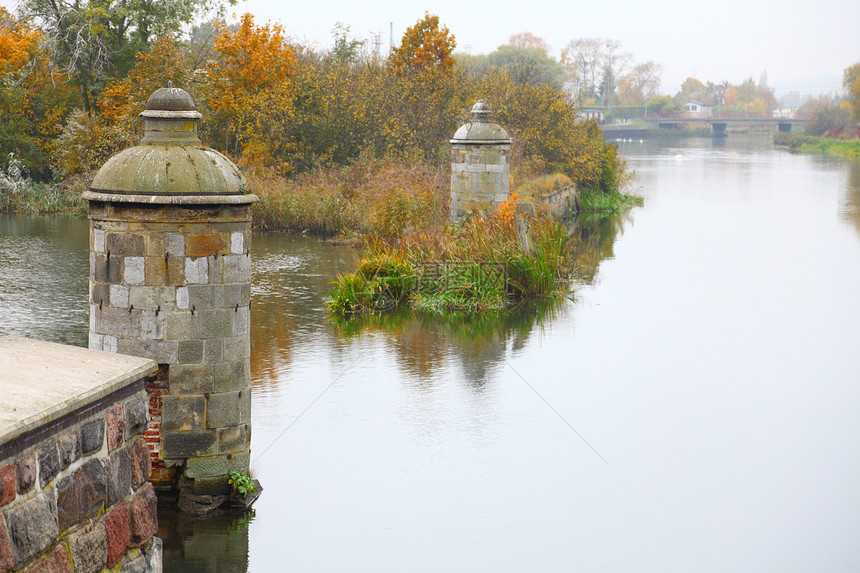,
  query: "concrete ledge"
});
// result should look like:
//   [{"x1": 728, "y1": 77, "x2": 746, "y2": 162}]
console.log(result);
[
  {"x1": 0, "y1": 337, "x2": 156, "y2": 447},
  {"x1": 83, "y1": 190, "x2": 258, "y2": 205}
]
